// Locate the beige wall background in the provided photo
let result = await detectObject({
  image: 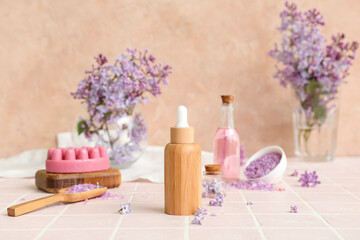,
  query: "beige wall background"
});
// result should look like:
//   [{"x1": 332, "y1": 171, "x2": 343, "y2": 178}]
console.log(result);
[{"x1": 1, "y1": 0, "x2": 359, "y2": 158}]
